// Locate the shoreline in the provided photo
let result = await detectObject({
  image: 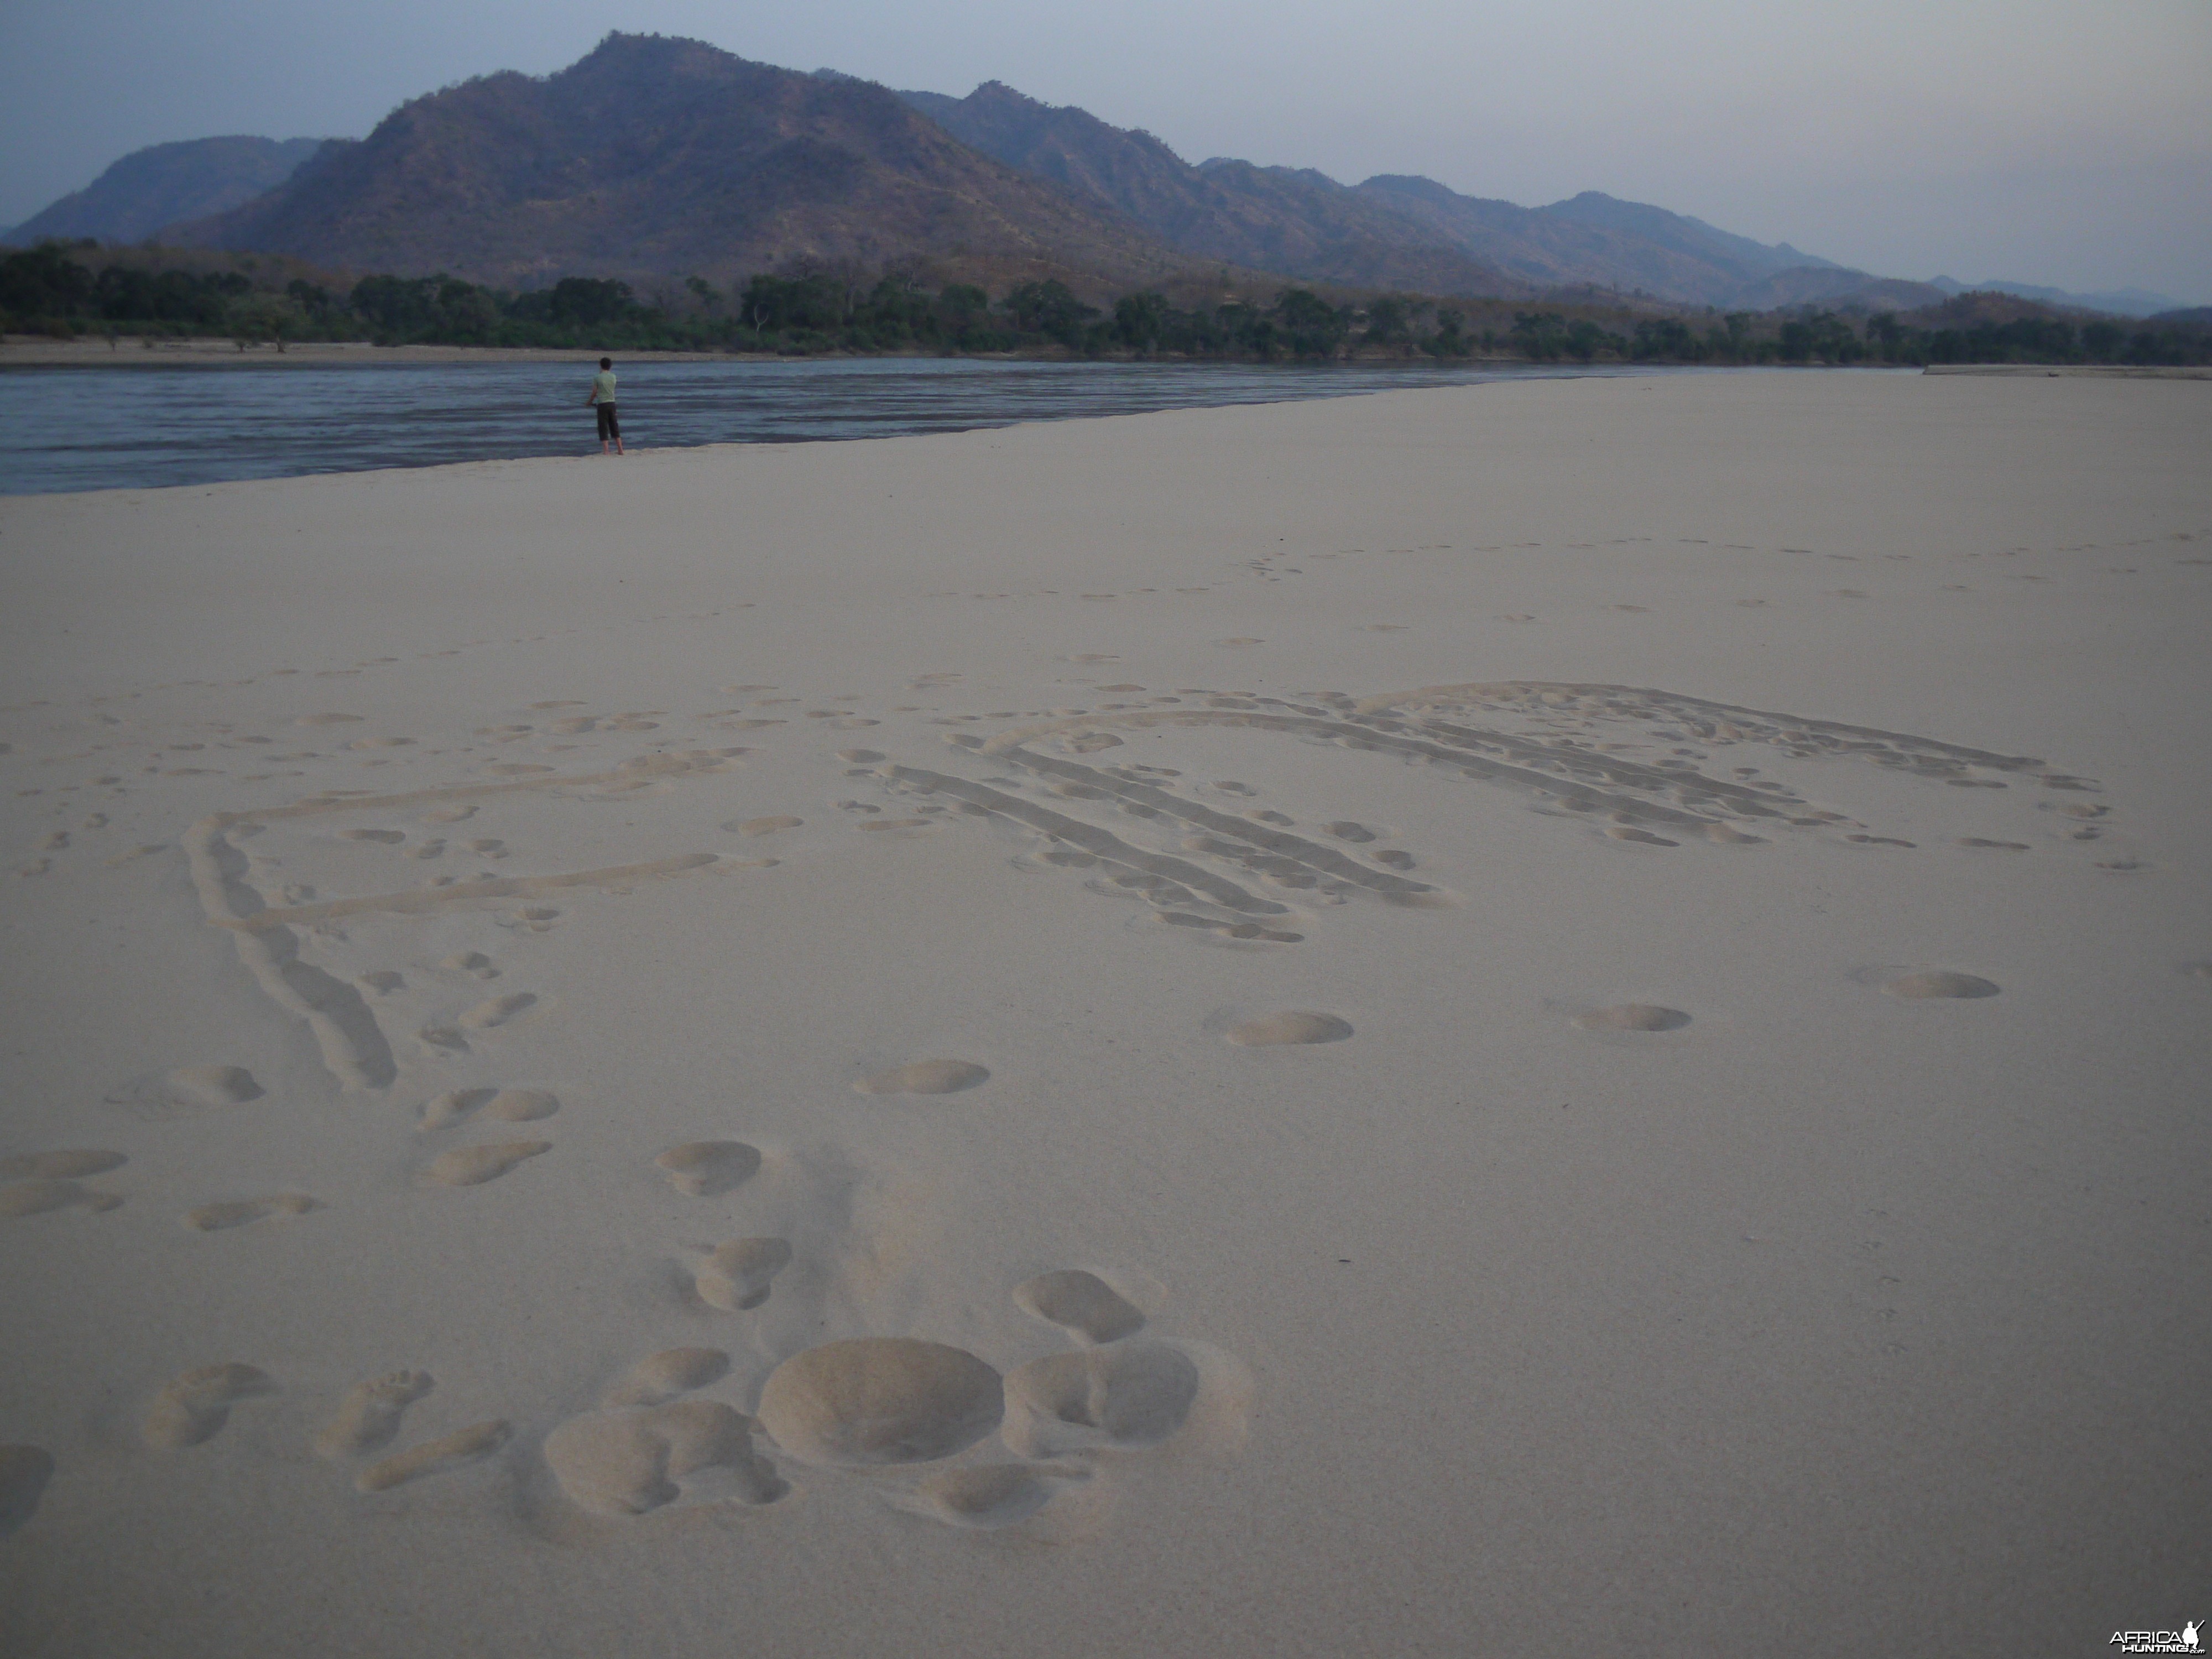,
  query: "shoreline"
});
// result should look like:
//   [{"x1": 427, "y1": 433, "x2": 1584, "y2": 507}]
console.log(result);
[
  {"x1": 0, "y1": 335, "x2": 1524, "y2": 371},
  {"x1": 7, "y1": 335, "x2": 2200, "y2": 378},
  {"x1": 1922, "y1": 362, "x2": 2212, "y2": 379}
]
